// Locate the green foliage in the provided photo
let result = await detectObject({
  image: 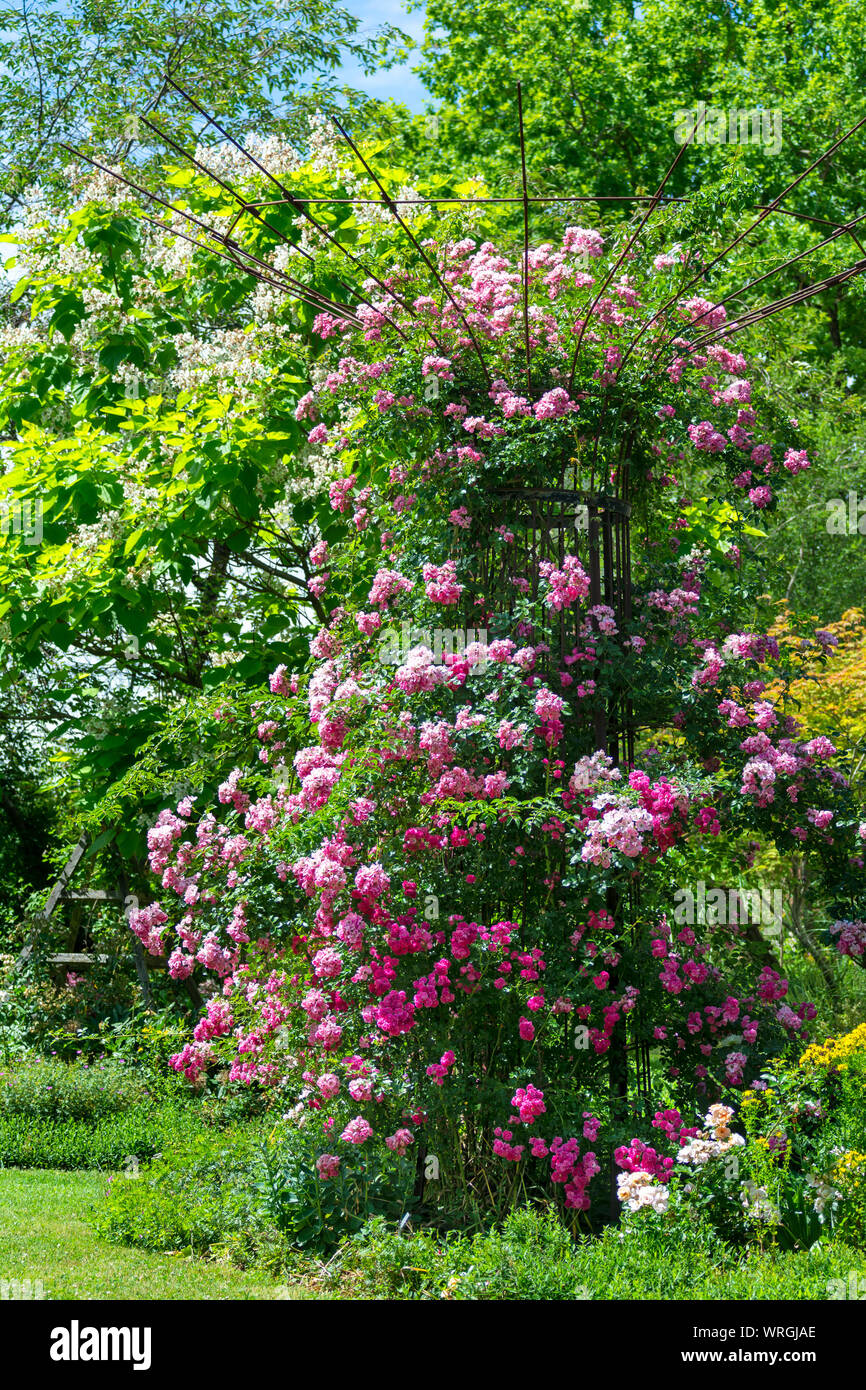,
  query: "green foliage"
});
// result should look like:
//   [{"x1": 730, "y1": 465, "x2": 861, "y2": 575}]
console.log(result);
[
  {"x1": 0, "y1": 142, "x2": 433, "y2": 849},
  {"x1": 0, "y1": 0, "x2": 407, "y2": 227},
  {"x1": 259, "y1": 1133, "x2": 417, "y2": 1253},
  {"x1": 783, "y1": 945, "x2": 866, "y2": 1038},
  {"x1": 0, "y1": 764, "x2": 55, "y2": 949},
  {"x1": 1, "y1": 0, "x2": 865, "y2": 1302},
  {"x1": 82, "y1": 683, "x2": 310, "y2": 862},
  {"x1": 407, "y1": 0, "x2": 866, "y2": 282},
  {"x1": 576, "y1": 1211, "x2": 861, "y2": 1300},
  {"x1": 755, "y1": 377, "x2": 866, "y2": 619},
  {"x1": 0, "y1": 1054, "x2": 271, "y2": 1168},
  {"x1": 336, "y1": 1202, "x2": 864, "y2": 1300},
  {"x1": 0, "y1": 1101, "x2": 192, "y2": 1169},
  {"x1": 0, "y1": 1056, "x2": 150, "y2": 1122},
  {"x1": 734, "y1": 1025, "x2": 866, "y2": 1251},
  {"x1": 61, "y1": 1006, "x2": 209, "y2": 1090},
  {"x1": 344, "y1": 1204, "x2": 583, "y2": 1299},
  {"x1": 0, "y1": 917, "x2": 147, "y2": 1053},
  {"x1": 94, "y1": 1128, "x2": 282, "y2": 1269}
]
